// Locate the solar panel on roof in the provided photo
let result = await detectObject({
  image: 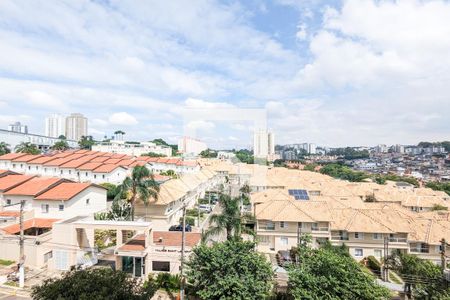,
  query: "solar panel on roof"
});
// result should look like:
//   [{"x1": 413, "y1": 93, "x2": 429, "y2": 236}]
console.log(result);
[{"x1": 288, "y1": 189, "x2": 310, "y2": 200}]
